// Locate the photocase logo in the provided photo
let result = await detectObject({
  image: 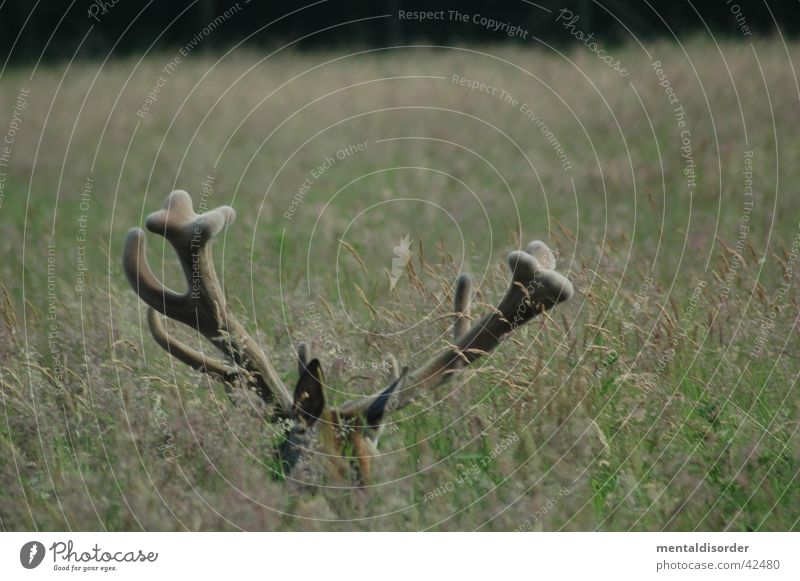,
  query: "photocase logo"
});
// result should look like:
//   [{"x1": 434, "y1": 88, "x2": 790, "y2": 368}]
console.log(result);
[
  {"x1": 389, "y1": 235, "x2": 413, "y2": 290},
  {"x1": 20, "y1": 541, "x2": 46, "y2": 569}
]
